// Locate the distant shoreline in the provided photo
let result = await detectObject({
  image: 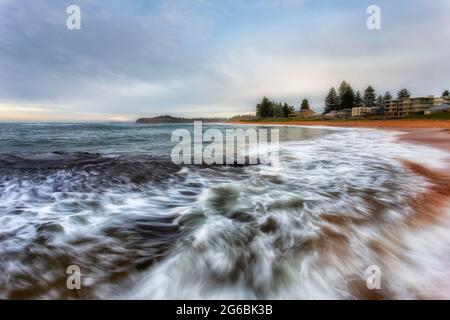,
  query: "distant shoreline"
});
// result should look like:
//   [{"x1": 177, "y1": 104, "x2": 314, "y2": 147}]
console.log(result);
[
  {"x1": 232, "y1": 119, "x2": 450, "y2": 129},
  {"x1": 136, "y1": 115, "x2": 228, "y2": 124}
]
